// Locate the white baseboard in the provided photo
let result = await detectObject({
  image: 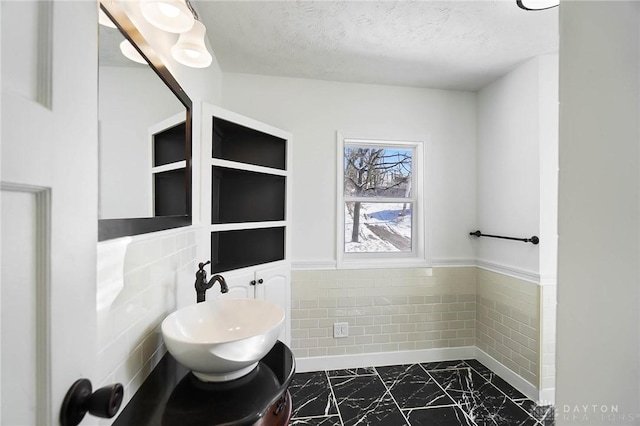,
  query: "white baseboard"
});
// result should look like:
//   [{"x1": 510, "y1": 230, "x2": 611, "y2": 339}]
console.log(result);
[
  {"x1": 295, "y1": 346, "x2": 555, "y2": 406},
  {"x1": 474, "y1": 348, "x2": 555, "y2": 405},
  {"x1": 295, "y1": 346, "x2": 476, "y2": 373}
]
